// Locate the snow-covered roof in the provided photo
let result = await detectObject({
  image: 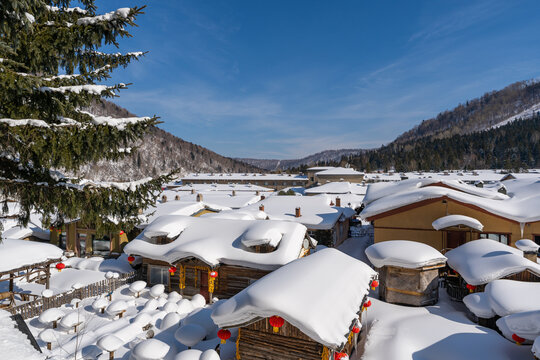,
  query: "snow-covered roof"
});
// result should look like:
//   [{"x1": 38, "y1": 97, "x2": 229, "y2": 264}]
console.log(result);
[
  {"x1": 361, "y1": 178, "x2": 540, "y2": 223},
  {"x1": 497, "y1": 310, "x2": 540, "y2": 342},
  {"x1": 315, "y1": 167, "x2": 363, "y2": 176},
  {"x1": 169, "y1": 183, "x2": 273, "y2": 193},
  {"x1": 243, "y1": 195, "x2": 355, "y2": 230},
  {"x1": 515, "y1": 239, "x2": 540, "y2": 253},
  {"x1": 304, "y1": 181, "x2": 367, "y2": 195},
  {"x1": 365, "y1": 240, "x2": 447, "y2": 269},
  {"x1": 124, "y1": 215, "x2": 309, "y2": 270},
  {"x1": 140, "y1": 201, "x2": 205, "y2": 227},
  {"x1": 0, "y1": 310, "x2": 45, "y2": 360},
  {"x1": 307, "y1": 166, "x2": 335, "y2": 171},
  {"x1": 485, "y1": 280, "x2": 540, "y2": 317},
  {"x1": 446, "y1": 239, "x2": 540, "y2": 285},
  {"x1": 182, "y1": 173, "x2": 308, "y2": 182},
  {"x1": 0, "y1": 239, "x2": 63, "y2": 273},
  {"x1": 463, "y1": 292, "x2": 496, "y2": 319},
  {"x1": 431, "y1": 215, "x2": 483, "y2": 231},
  {"x1": 534, "y1": 335, "x2": 540, "y2": 357},
  {"x1": 211, "y1": 248, "x2": 376, "y2": 350}
]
